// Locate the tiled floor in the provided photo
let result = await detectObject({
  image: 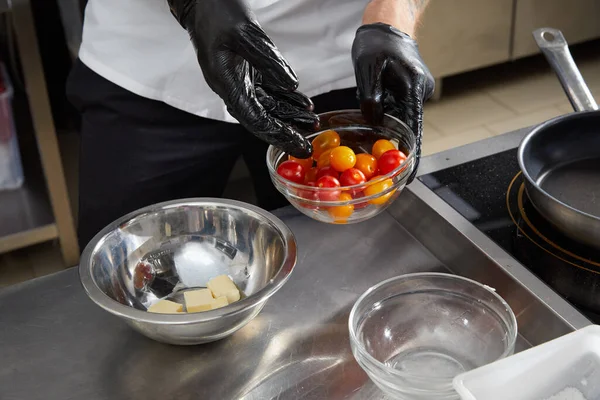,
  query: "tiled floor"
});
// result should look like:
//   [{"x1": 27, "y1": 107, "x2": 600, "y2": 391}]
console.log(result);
[{"x1": 2, "y1": 40, "x2": 600, "y2": 286}]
